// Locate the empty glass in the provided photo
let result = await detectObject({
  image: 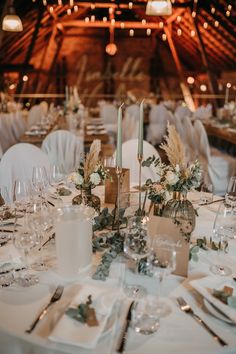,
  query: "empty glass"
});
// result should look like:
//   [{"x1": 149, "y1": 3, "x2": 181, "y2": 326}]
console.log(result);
[
  {"x1": 123, "y1": 215, "x2": 150, "y2": 298},
  {"x1": 13, "y1": 180, "x2": 33, "y2": 213},
  {"x1": 0, "y1": 186, "x2": 11, "y2": 243},
  {"x1": 32, "y1": 166, "x2": 49, "y2": 200},
  {"x1": 225, "y1": 176, "x2": 236, "y2": 207},
  {"x1": 49, "y1": 165, "x2": 64, "y2": 201},
  {"x1": 148, "y1": 237, "x2": 176, "y2": 317},
  {"x1": 13, "y1": 215, "x2": 39, "y2": 286},
  {"x1": 199, "y1": 183, "x2": 213, "y2": 205},
  {"x1": 131, "y1": 296, "x2": 160, "y2": 335}
]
